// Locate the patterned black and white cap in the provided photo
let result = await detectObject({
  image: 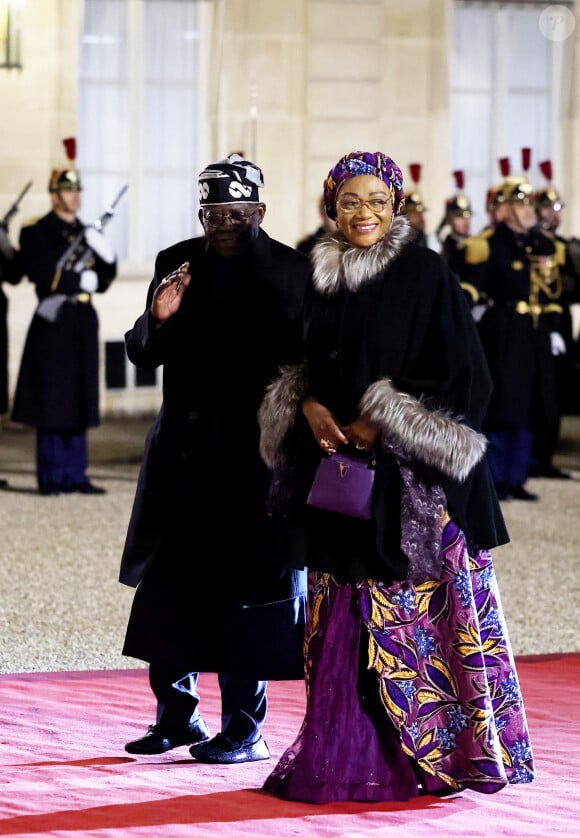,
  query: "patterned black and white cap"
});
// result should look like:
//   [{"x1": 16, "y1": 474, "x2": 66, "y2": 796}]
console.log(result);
[{"x1": 198, "y1": 153, "x2": 264, "y2": 206}]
